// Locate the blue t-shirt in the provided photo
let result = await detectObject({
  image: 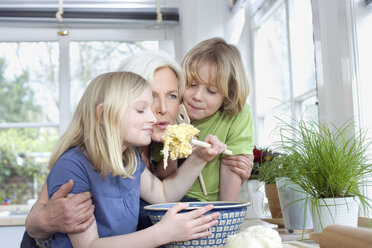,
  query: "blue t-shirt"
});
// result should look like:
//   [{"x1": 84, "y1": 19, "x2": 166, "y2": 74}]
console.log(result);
[{"x1": 47, "y1": 147, "x2": 145, "y2": 248}]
